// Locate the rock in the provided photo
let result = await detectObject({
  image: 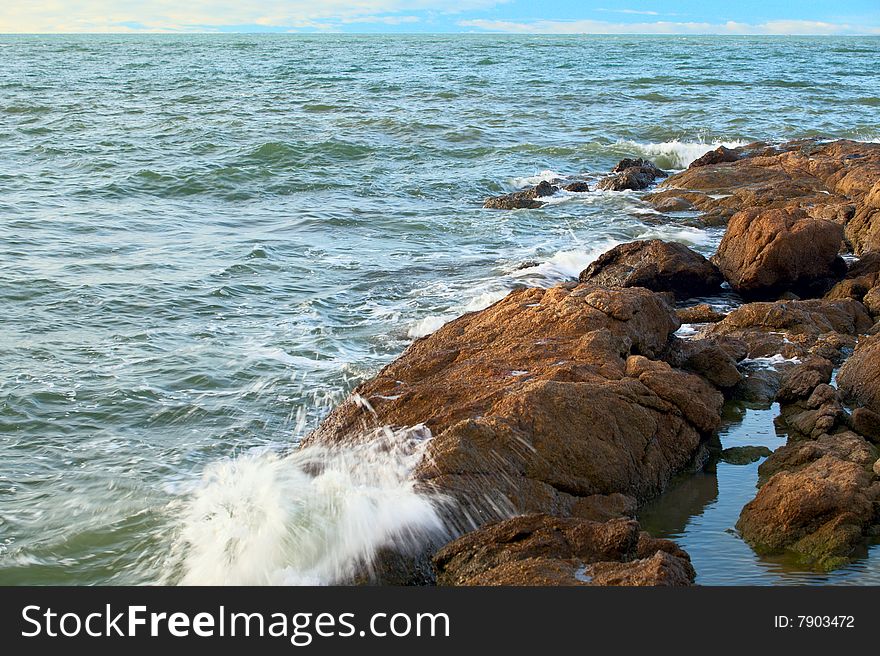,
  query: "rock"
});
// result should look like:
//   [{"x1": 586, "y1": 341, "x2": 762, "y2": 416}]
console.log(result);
[
  {"x1": 653, "y1": 196, "x2": 695, "y2": 213},
  {"x1": 432, "y1": 514, "x2": 693, "y2": 586},
  {"x1": 585, "y1": 551, "x2": 695, "y2": 586},
  {"x1": 776, "y1": 357, "x2": 834, "y2": 404},
  {"x1": 732, "y1": 368, "x2": 784, "y2": 405},
  {"x1": 578, "y1": 240, "x2": 723, "y2": 299},
  {"x1": 825, "y1": 253, "x2": 880, "y2": 310},
  {"x1": 597, "y1": 158, "x2": 667, "y2": 192},
  {"x1": 305, "y1": 284, "x2": 724, "y2": 537},
  {"x1": 737, "y1": 454, "x2": 880, "y2": 569},
  {"x1": 663, "y1": 336, "x2": 744, "y2": 390},
  {"x1": 706, "y1": 298, "x2": 874, "y2": 363},
  {"x1": 712, "y1": 207, "x2": 846, "y2": 298},
  {"x1": 564, "y1": 181, "x2": 590, "y2": 193},
  {"x1": 484, "y1": 180, "x2": 557, "y2": 209},
  {"x1": 758, "y1": 432, "x2": 878, "y2": 482},
  {"x1": 648, "y1": 139, "x2": 880, "y2": 250},
  {"x1": 837, "y1": 333, "x2": 880, "y2": 416},
  {"x1": 720, "y1": 445, "x2": 772, "y2": 465},
  {"x1": 676, "y1": 304, "x2": 727, "y2": 324},
  {"x1": 778, "y1": 383, "x2": 846, "y2": 439},
  {"x1": 689, "y1": 145, "x2": 741, "y2": 169},
  {"x1": 851, "y1": 407, "x2": 880, "y2": 444},
  {"x1": 865, "y1": 287, "x2": 880, "y2": 316}
]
